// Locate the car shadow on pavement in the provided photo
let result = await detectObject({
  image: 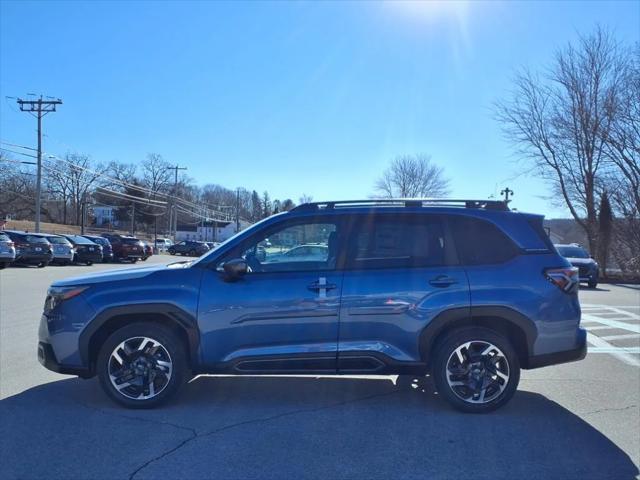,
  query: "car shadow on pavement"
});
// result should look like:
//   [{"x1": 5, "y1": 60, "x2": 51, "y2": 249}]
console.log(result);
[{"x1": 1, "y1": 375, "x2": 638, "y2": 480}]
